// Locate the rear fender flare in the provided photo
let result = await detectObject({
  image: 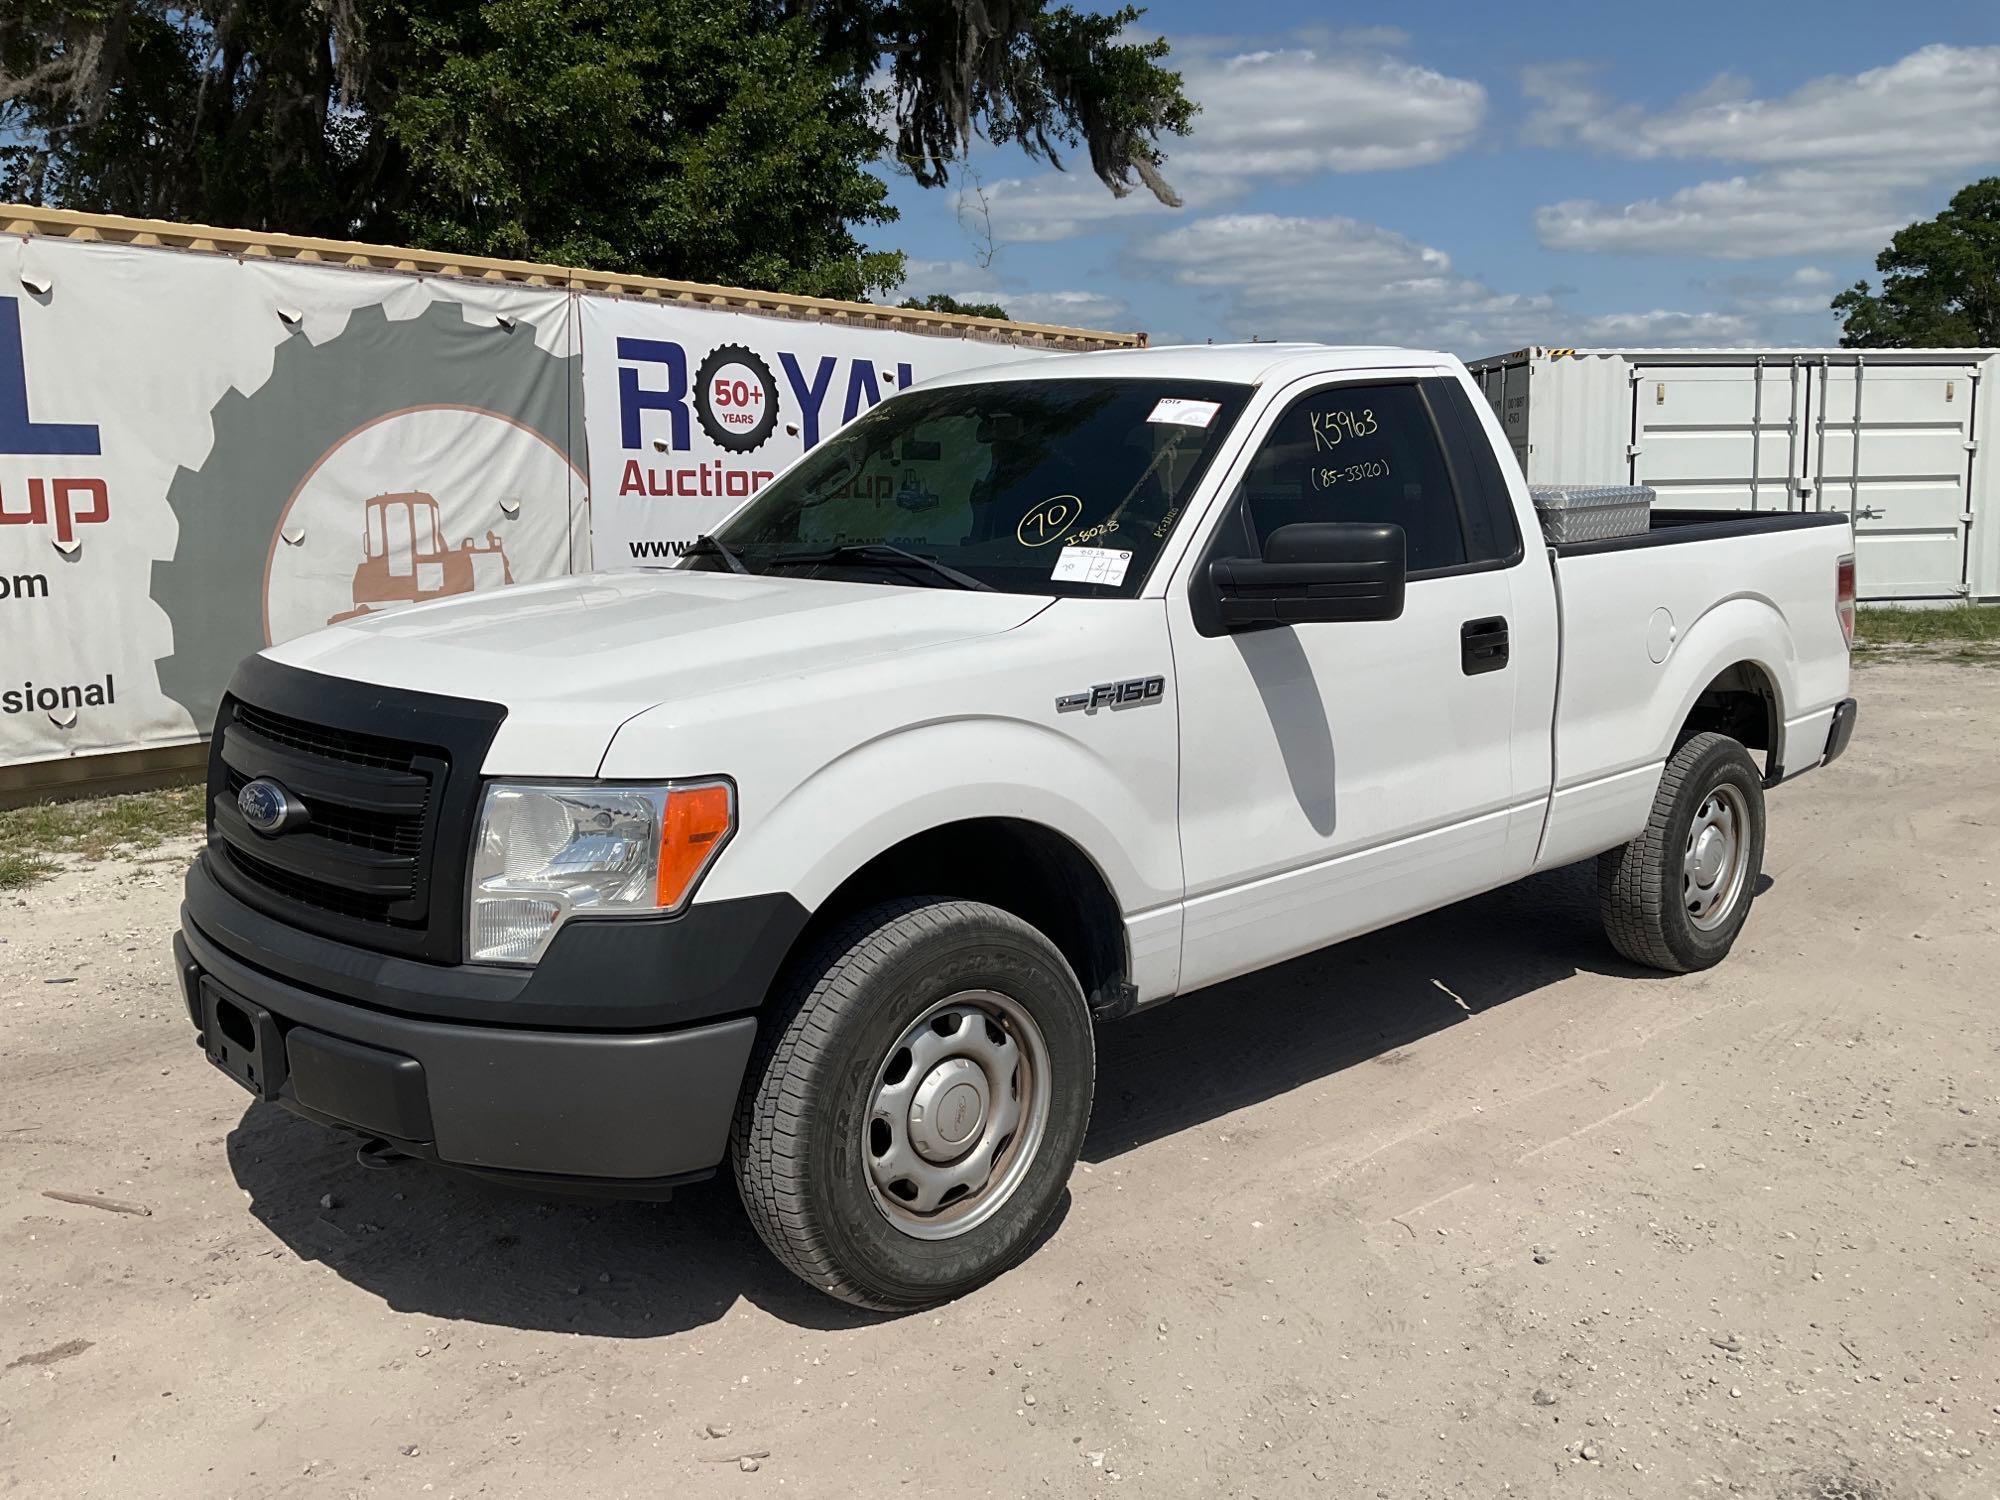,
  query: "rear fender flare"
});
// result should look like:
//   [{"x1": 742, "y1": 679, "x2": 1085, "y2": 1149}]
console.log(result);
[{"x1": 1651, "y1": 594, "x2": 1795, "y2": 769}]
